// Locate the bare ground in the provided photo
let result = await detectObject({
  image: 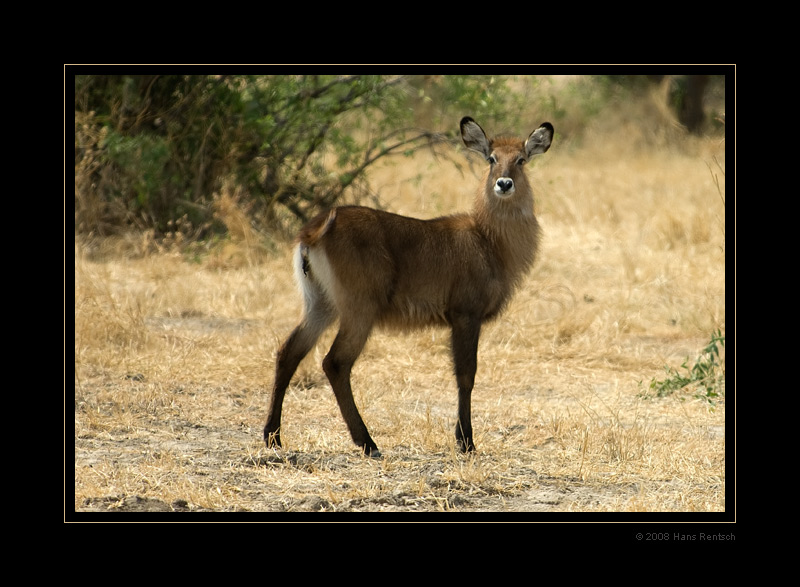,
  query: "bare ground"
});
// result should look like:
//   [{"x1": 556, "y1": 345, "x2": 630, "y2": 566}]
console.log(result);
[{"x1": 72, "y1": 313, "x2": 726, "y2": 517}]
